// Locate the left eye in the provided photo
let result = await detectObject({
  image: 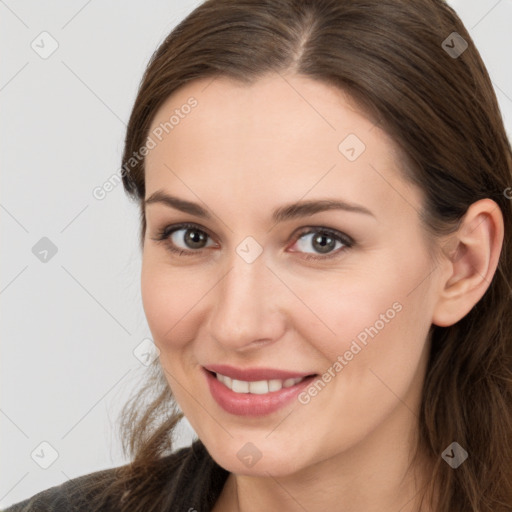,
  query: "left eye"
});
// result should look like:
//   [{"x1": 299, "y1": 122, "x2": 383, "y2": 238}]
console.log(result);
[
  {"x1": 152, "y1": 223, "x2": 354, "y2": 261},
  {"x1": 290, "y1": 228, "x2": 353, "y2": 260}
]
